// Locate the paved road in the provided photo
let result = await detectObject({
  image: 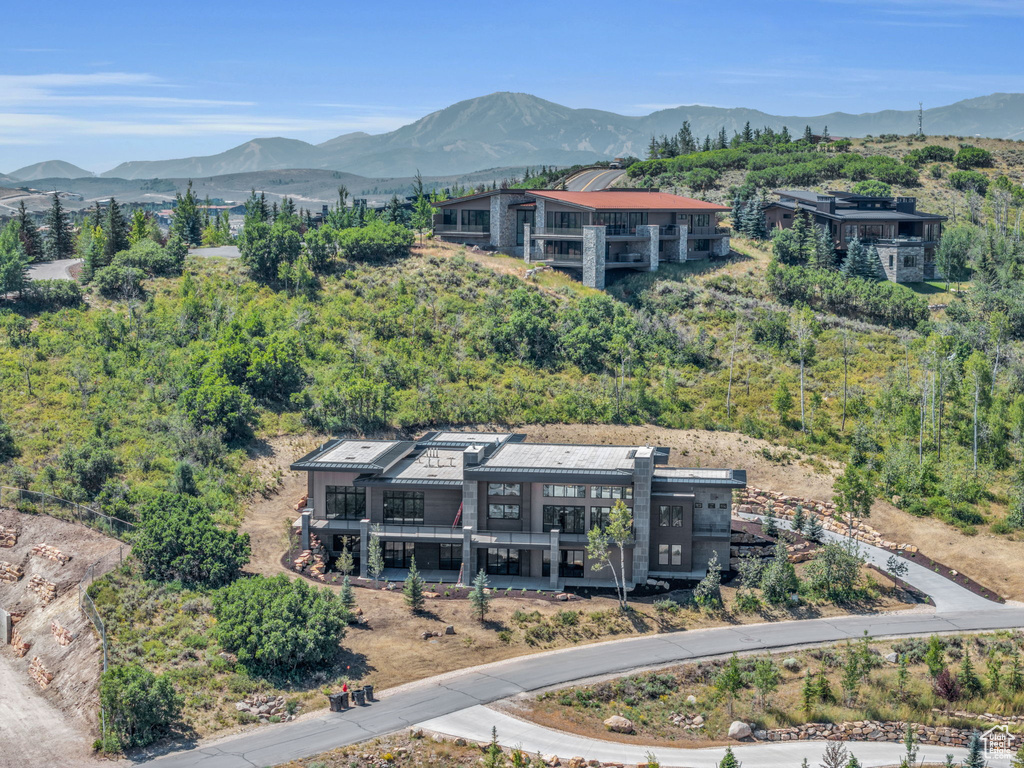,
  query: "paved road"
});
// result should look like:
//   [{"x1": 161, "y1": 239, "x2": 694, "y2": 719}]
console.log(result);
[
  {"x1": 148, "y1": 606, "x2": 1024, "y2": 767},
  {"x1": 565, "y1": 168, "x2": 625, "y2": 191},
  {"x1": 420, "y1": 705, "x2": 1008, "y2": 768},
  {"x1": 27, "y1": 258, "x2": 81, "y2": 281},
  {"x1": 189, "y1": 246, "x2": 240, "y2": 259}
]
